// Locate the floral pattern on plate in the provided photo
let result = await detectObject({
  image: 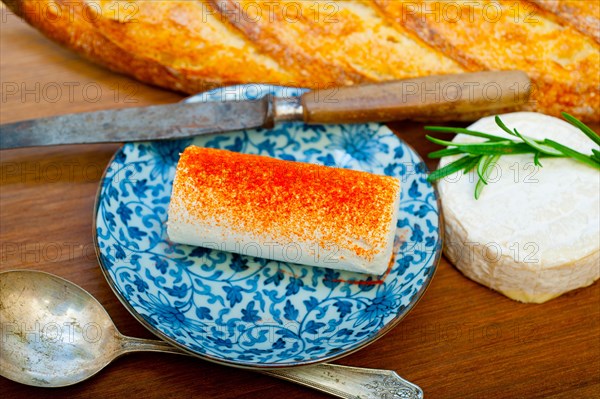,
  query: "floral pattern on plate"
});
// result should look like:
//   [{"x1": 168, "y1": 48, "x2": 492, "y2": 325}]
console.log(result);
[{"x1": 94, "y1": 85, "x2": 441, "y2": 367}]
